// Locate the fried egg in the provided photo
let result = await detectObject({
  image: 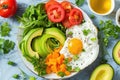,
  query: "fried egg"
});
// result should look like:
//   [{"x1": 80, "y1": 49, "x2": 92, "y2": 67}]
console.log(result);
[{"x1": 60, "y1": 21, "x2": 99, "y2": 70}]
